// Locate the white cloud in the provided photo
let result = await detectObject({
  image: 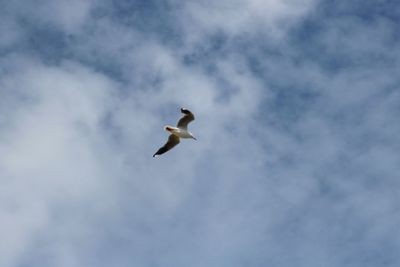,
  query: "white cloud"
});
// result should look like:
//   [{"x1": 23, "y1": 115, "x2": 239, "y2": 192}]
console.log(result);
[
  {"x1": 29, "y1": 0, "x2": 93, "y2": 33},
  {"x1": 0, "y1": 57, "x2": 119, "y2": 266},
  {"x1": 177, "y1": 0, "x2": 316, "y2": 46}
]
